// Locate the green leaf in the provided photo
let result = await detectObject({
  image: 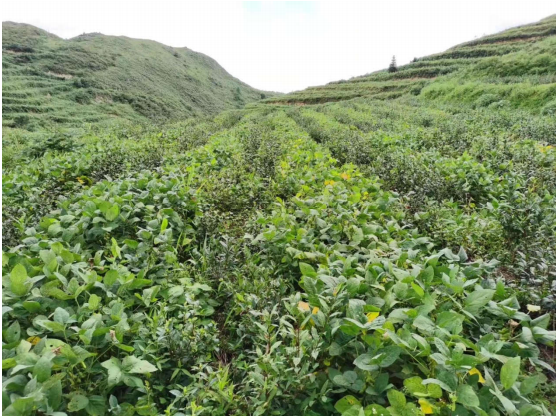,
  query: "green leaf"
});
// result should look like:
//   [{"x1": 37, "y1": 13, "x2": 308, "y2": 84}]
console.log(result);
[
  {"x1": 101, "y1": 358, "x2": 123, "y2": 386},
  {"x1": 10, "y1": 264, "x2": 29, "y2": 296},
  {"x1": 335, "y1": 396, "x2": 361, "y2": 414},
  {"x1": 329, "y1": 342, "x2": 343, "y2": 356},
  {"x1": 104, "y1": 270, "x2": 119, "y2": 286},
  {"x1": 423, "y1": 372, "x2": 457, "y2": 393},
  {"x1": 45, "y1": 379, "x2": 62, "y2": 409},
  {"x1": 32, "y1": 354, "x2": 53, "y2": 382},
  {"x1": 160, "y1": 218, "x2": 168, "y2": 232},
  {"x1": 111, "y1": 238, "x2": 121, "y2": 259},
  {"x1": 376, "y1": 346, "x2": 402, "y2": 367},
  {"x1": 500, "y1": 356, "x2": 520, "y2": 390},
  {"x1": 11, "y1": 397, "x2": 35, "y2": 414},
  {"x1": 404, "y1": 376, "x2": 427, "y2": 396},
  {"x1": 348, "y1": 193, "x2": 361, "y2": 205},
  {"x1": 354, "y1": 346, "x2": 402, "y2": 371},
  {"x1": 88, "y1": 294, "x2": 101, "y2": 311},
  {"x1": 531, "y1": 314, "x2": 550, "y2": 330},
  {"x1": 115, "y1": 344, "x2": 135, "y2": 352},
  {"x1": 2, "y1": 358, "x2": 16, "y2": 370},
  {"x1": 437, "y1": 370, "x2": 458, "y2": 392},
  {"x1": 22, "y1": 301, "x2": 41, "y2": 313},
  {"x1": 38, "y1": 320, "x2": 66, "y2": 333},
  {"x1": 364, "y1": 404, "x2": 390, "y2": 416},
  {"x1": 427, "y1": 383, "x2": 442, "y2": 399},
  {"x1": 68, "y1": 394, "x2": 89, "y2": 412},
  {"x1": 85, "y1": 395, "x2": 106, "y2": 416},
  {"x1": 354, "y1": 354, "x2": 378, "y2": 371},
  {"x1": 4, "y1": 320, "x2": 21, "y2": 343},
  {"x1": 411, "y1": 282, "x2": 424, "y2": 297},
  {"x1": 412, "y1": 315, "x2": 436, "y2": 333},
  {"x1": 421, "y1": 266, "x2": 434, "y2": 283},
  {"x1": 53, "y1": 307, "x2": 70, "y2": 324},
  {"x1": 105, "y1": 204, "x2": 120, "y2": 221},
  {"x1": 122, "y1": 356, "x2": 157, "y2": 374},
  {"x1": 299, "y1": 262, "x2": 317, "y2": 278},
  {"x1": 456, "y1": 385, "x2": 480, "y2": 408},
  {"x1": 464, "y1": 289, "x2": 495, "y2": 314},
  {"x1": 436, "y1": 311, "x2": 464, "y2": 335},
  {"x1": 492, "y1": 389, "x2": 516, "y2": 414},
  {"x1": 387, "y1": 389, "x2": 406, "y2": 409},
  {"x1": 519, "y1": 375, "x2": 540, "y2": 395}
]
